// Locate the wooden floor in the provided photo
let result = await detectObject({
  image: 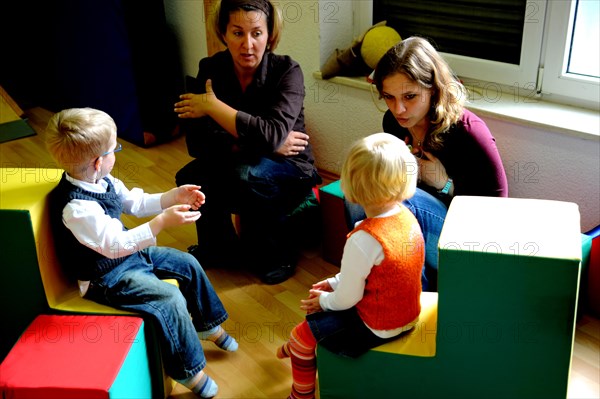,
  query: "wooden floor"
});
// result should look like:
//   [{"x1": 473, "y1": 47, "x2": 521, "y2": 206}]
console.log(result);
[{"x1": 1, "y1": 107, "x2": 598, "y2": 399}]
